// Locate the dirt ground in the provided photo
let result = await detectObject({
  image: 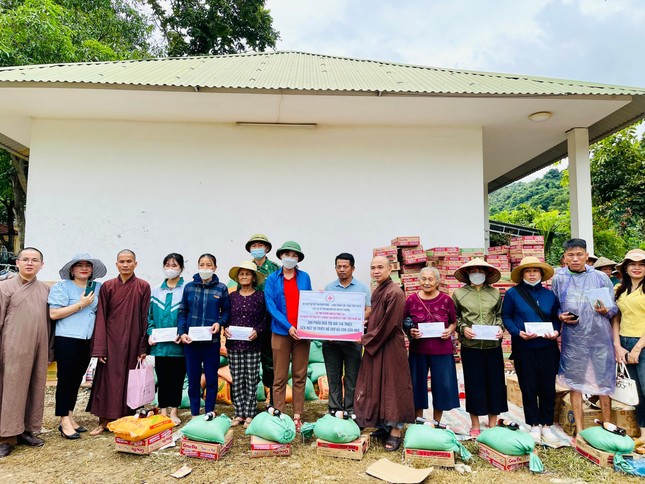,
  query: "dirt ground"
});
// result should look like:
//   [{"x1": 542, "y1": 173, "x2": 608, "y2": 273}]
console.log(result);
[{"x1": 0, "y1": 387, "x2": 642, "y2": 484}]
